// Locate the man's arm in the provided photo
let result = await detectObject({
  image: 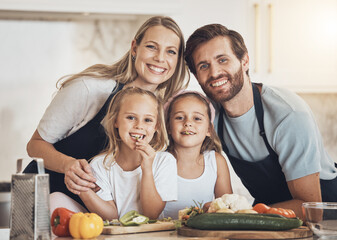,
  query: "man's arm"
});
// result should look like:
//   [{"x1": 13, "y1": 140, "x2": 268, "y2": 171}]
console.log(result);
[{"x1": 270, "y1": 172, "x2": 321, "y2": 220}]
